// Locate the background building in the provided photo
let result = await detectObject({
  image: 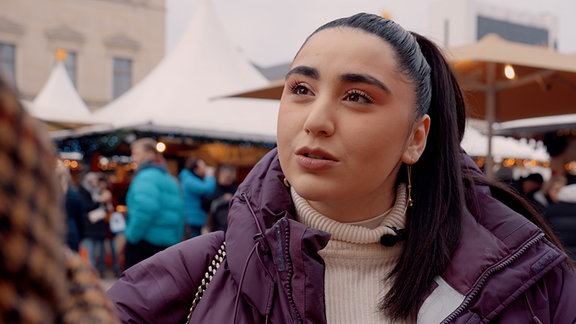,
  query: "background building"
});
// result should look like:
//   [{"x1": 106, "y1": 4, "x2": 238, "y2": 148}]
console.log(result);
[
  {"x1": 0, "y1": 0, "x2": 165, "y2": 109},
  {"x1": 430, "y1": 0, "x2": 558, "y2": 49}
]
